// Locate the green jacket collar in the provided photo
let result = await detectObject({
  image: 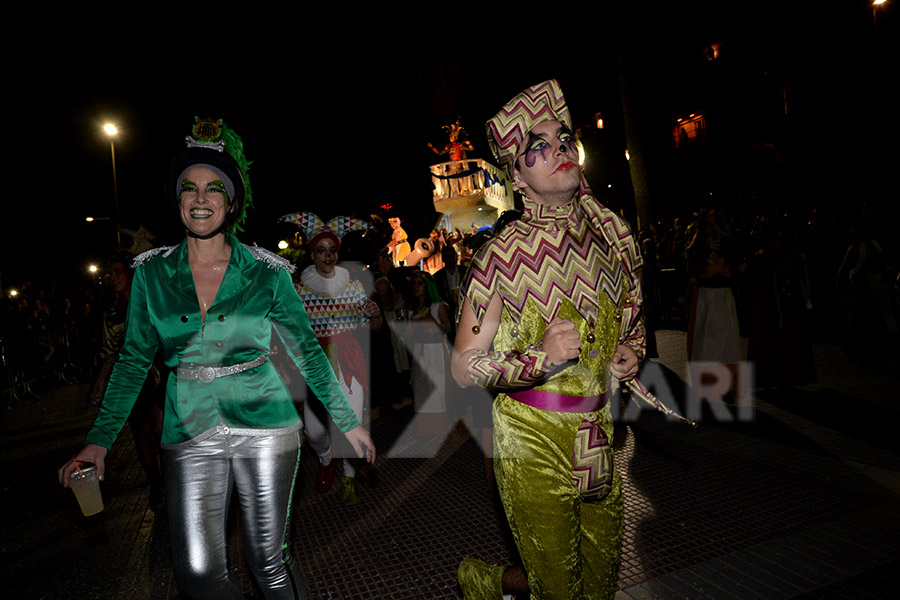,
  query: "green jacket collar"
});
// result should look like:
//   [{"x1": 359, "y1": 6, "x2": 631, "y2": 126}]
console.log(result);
[{"x1": 171, "y1": 232, "x2": 253, "y2": 309}]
